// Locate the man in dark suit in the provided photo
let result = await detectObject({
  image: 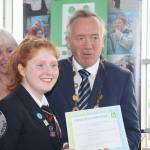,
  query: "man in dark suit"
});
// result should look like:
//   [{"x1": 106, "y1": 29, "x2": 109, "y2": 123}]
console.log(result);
[{"x1": 46, "y1": 9, "x2": 141, "y2": 150}]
